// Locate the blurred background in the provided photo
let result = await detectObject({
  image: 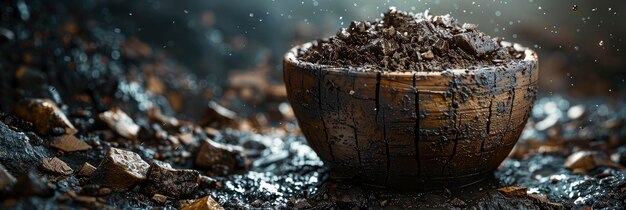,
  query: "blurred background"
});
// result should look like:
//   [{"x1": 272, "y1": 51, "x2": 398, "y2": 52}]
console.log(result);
[{"x1": 82, "y1": 0, "x2": 625, "y2": 97}]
